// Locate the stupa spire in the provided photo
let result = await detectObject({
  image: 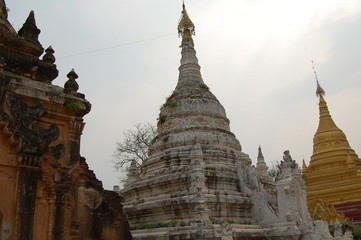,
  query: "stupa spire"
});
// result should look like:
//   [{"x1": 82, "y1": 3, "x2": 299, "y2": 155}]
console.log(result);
[
  {"x1": 173, "y1": 2, "x2": 206, "y2": 93},
  {"x1": 257, "y1": 145, "x2": 264, "y2": 162},
  {"x1": 256, "y1": 145, "x2": 269, "y2": 177},
  {"x1": 314, "y1": 81, "x2": 341, "y2": 135},
  {"x1": 312, "y1": 61, "x2": 325, "y2": 97},
  {"x1": 178, "y1": 1, "x2": 195, "y2": 39},
  {"x1": 18, "y1": 10, "x2": 41, "y2": 44},
  {"x1": 311, "y1": 62, "x2": 340, "y2": 135},
  {"x1": 303, "y1": 69, "x2": 361, "y2": 222}
]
